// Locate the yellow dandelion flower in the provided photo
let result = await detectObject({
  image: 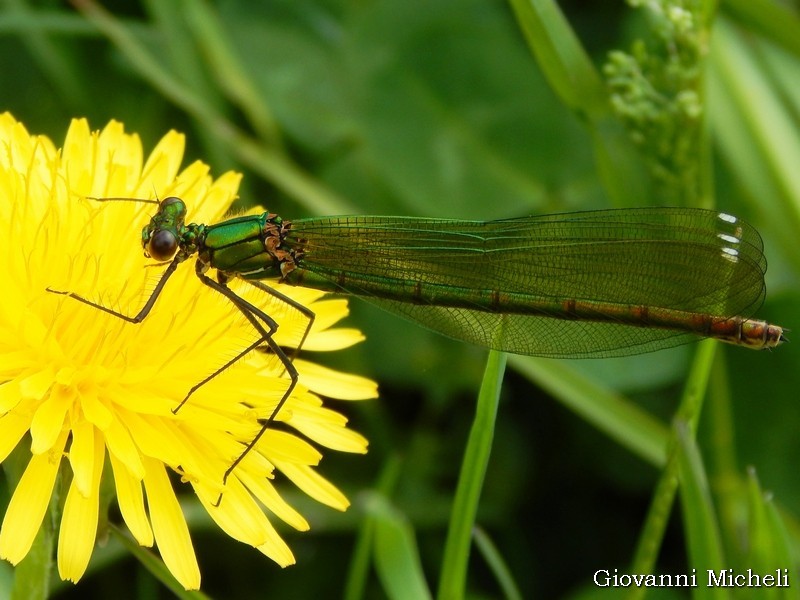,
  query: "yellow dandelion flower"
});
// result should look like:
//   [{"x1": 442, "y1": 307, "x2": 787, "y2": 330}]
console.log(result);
[{"x1": 0, "y1": 114, "x2": 377, "y2": 590}]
